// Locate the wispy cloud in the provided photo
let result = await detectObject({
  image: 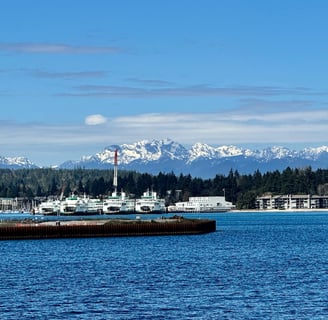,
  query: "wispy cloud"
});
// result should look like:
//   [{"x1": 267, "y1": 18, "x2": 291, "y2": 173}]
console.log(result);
[
  {"x1": 125, "y1": 77, "x2": 174, "y2": 86},
  {"x1": 239, "y1": 98, "x2": 316, "y2": 112},
  {"x1": 0, "y1": 89, "x2": 9, "y2": 95},
  {"x1": 58, "y1": 84, "x2": 316, "y2": 98},
  {"x1": 110, "y1": 109, "x2": 328, "y2": 145},
  {"x1": 30, "y1": 69, "x2": 107, "y2": 79},
  {"x1": 0, "y1": 42, "x2": 122, "y2": 54}
]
